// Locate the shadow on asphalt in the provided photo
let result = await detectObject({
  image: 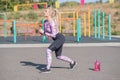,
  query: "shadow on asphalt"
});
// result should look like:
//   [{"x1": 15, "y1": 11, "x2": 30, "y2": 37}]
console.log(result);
[
  {"x1": 88, "y1": 68, "x2": 94, "y2": 71},
  {"x1": 20, "y1": 61, "x2": 69, "y2": 72}
]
